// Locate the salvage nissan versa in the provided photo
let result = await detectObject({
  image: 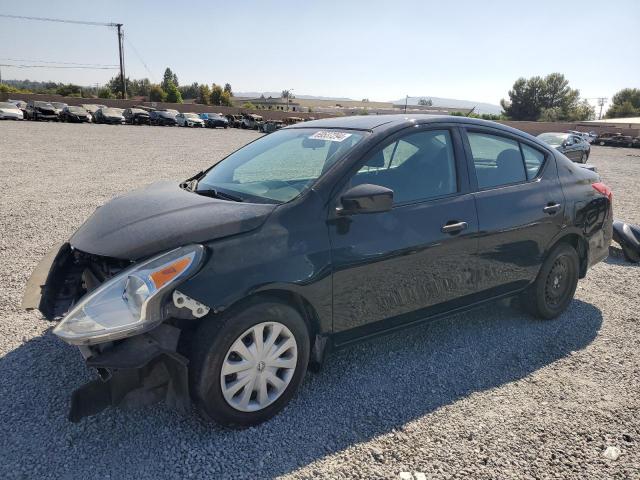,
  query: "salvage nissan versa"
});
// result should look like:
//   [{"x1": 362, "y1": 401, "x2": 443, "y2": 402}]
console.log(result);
[{"x1": 23, "y1": 115, "x2": 613, "y2": 426}]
